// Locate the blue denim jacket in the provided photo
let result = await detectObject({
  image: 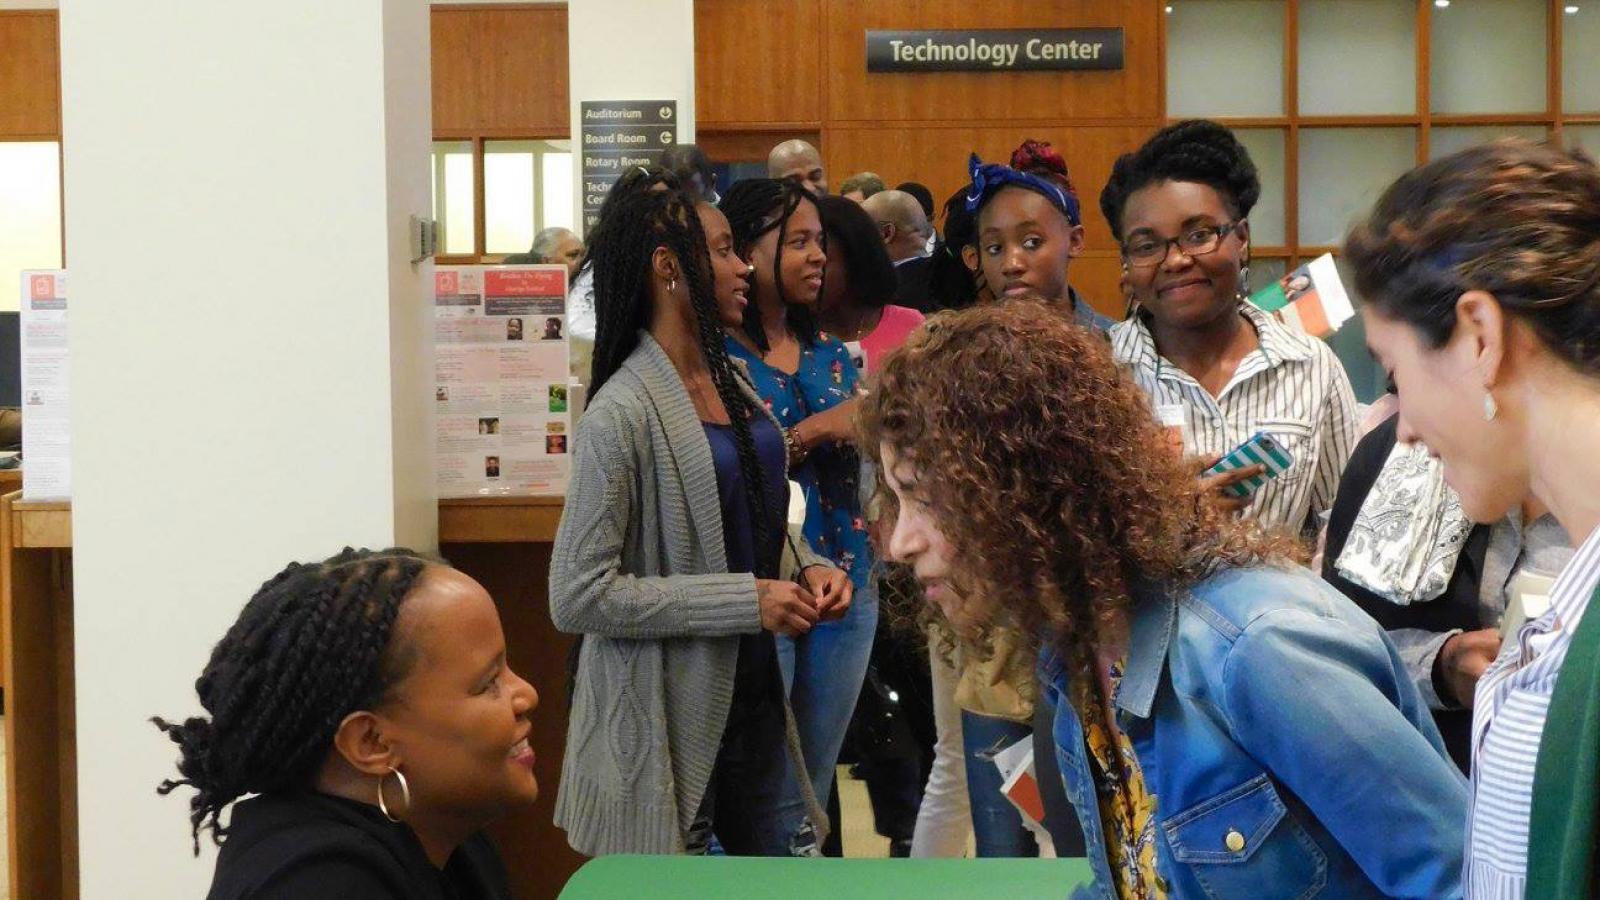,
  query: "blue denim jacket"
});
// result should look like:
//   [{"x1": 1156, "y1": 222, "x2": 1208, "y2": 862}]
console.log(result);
[{"x1": 1044, "y1": 565, "x2": 1468, "y2": 899}]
